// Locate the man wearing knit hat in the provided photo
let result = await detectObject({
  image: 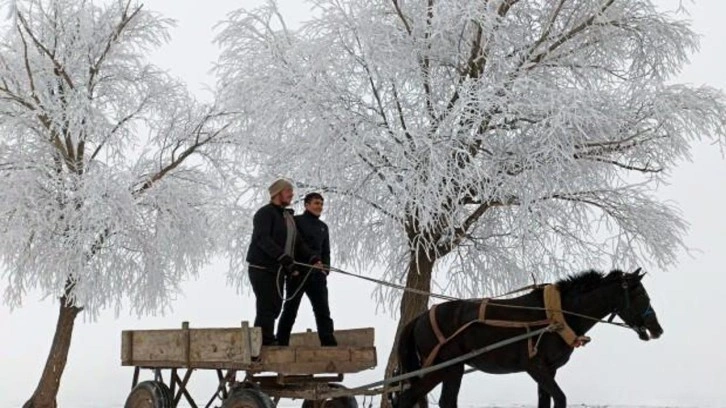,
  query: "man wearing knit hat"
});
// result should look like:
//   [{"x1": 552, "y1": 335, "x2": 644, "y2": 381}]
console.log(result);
[{"x1": 246, "y1": 178, "x2": 321, "y2": 345}]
